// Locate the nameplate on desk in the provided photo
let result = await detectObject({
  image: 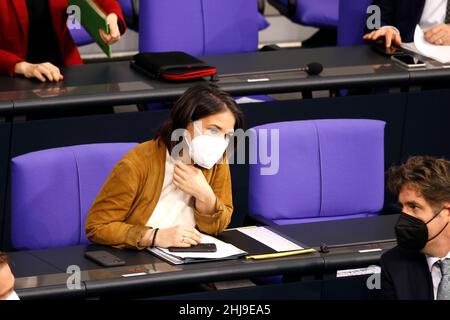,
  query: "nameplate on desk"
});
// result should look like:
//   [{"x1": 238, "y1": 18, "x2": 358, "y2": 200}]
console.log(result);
[
  {"x1": 336, "y1": 266, "x2": 381, "y2": 278},
  {"x1": 247, "y1": 78, "x2": 270, "y2": 82},
  {"x1": 121, "y1": 272, "x2": 147, "y2": 278},
  {"x1": 358, "y1": 248, "x2": 382, "y2": 253}
]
